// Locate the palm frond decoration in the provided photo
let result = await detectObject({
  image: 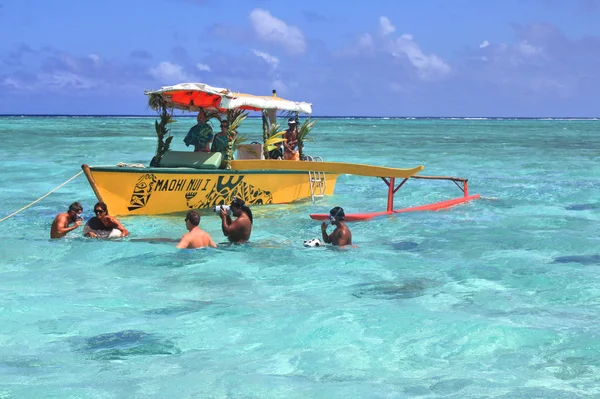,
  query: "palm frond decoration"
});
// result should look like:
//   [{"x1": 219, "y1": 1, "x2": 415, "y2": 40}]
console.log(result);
[
  {"x1": 264, "y1": 125, "x2": 287, "y2": 152},
  {"x1": 261, "y1": 110, "x2": 270, "y2": 157},
  {"x1": 202, "y1": 108, "x2": 222, "y2": 125},
  {"x1": 227, "y1": 109, "x2": 248, "y2": 132},
  {"x1": 232, "y1": 134, "x2": 248, "y2": 151},
  {"x1": 297, "y1": 118, "x2": 317, "y2": 160},
  {"x1": 224, "y1": 109, "x2": 249, "y2": 169},
  {"x1": 148, "y1": 93, "x2": 175, "y2": 166}
]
